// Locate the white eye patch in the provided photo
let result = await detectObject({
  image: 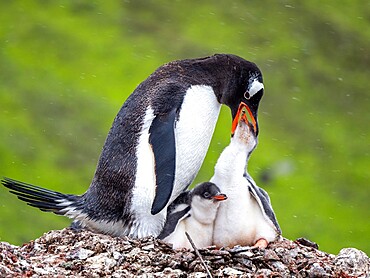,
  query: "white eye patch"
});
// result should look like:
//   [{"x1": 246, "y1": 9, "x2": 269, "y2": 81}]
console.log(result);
[{"x1": 244, "y1": 79, "x2": 264, "y2": 99}]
